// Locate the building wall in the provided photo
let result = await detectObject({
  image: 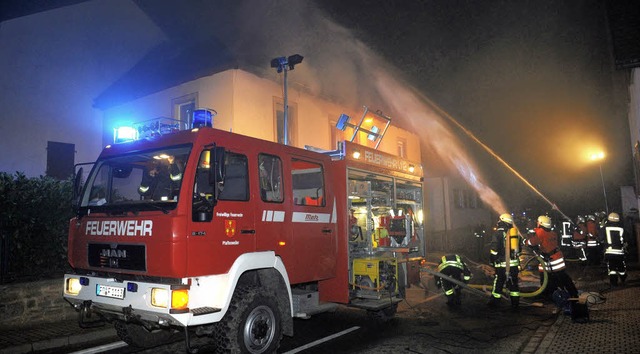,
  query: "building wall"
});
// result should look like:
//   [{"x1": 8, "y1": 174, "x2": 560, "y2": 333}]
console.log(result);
[
  {"x1": 101, "y1": 69, "x2": 422, "y2": 161},
  {"x1": 425, "y1": 176, "x2": 492, "y2": 253}
]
